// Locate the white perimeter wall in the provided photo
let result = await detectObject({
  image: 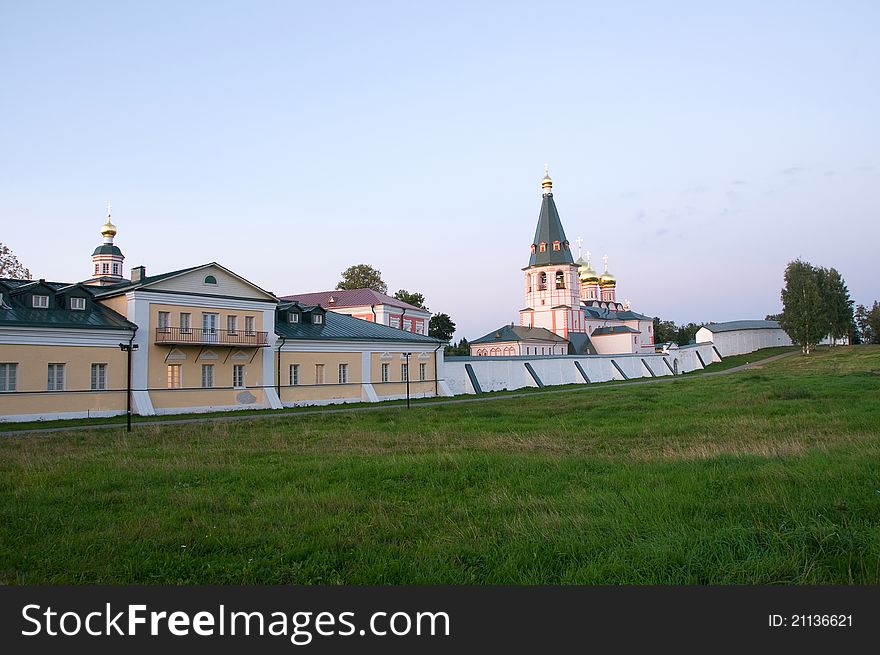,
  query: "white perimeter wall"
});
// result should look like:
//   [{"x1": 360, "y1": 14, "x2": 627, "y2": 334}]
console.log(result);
[
  {"x1": 444, "y1": 344, "x2": 718, "y2": 395},
  {"x1": 696, "y1": 327, "x2": 792, "y2": 357}
]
